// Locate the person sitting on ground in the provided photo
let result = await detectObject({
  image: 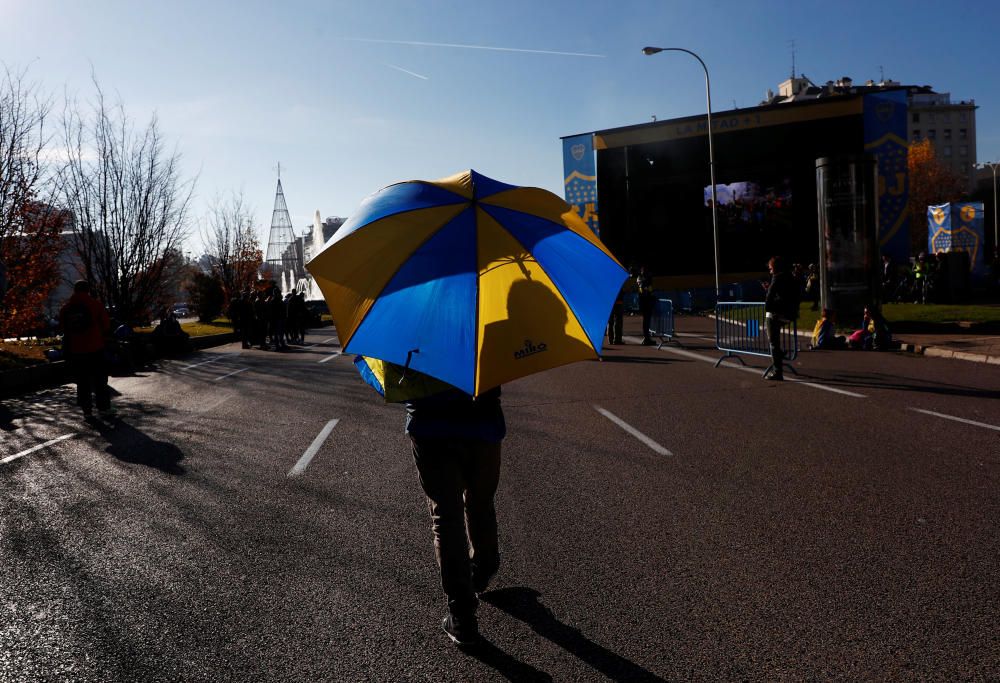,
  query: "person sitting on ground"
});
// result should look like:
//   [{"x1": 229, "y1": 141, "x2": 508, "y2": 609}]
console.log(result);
[
  {"x1": 151, "y1": 311, "x2": 190, "y2": 356},
  {"x1": 848, "y1": 305, "x2": 891, "y2": 350},
  {"x1": 810, "y1": 308, "x2": 846, "y2": 350}
]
